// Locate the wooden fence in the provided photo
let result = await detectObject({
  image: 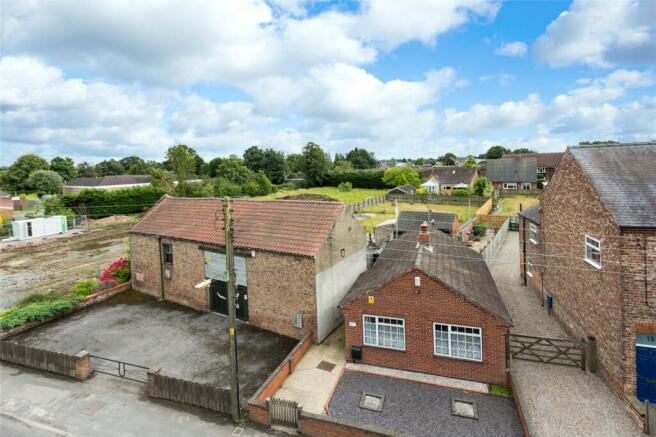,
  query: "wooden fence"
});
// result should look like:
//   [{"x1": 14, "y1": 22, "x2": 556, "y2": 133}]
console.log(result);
[
  {"x1": 148, "y1": 370, "x2": 232, "y2": 414},
  {"x1": 268, "y1": 397, "x2": 301, "y2": 430},
  {"x1": 0, "y1": 341, "x2": 77, "y2": 378},
  {"x1": 346, "y1": 196, "x2": 386, "y2": 213},
  {"x1": 647, "y1": 401, "x2": 656, "y2": 436},
  {"x1": 481, "y1": 217, "x2": 509, "y2": 265},
  {"x1": 386, "y1": 193, "x2": 489, "y2": 206},
  {"x1": 509, "y1": 333, "x2": 586, "y2": 370}
]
